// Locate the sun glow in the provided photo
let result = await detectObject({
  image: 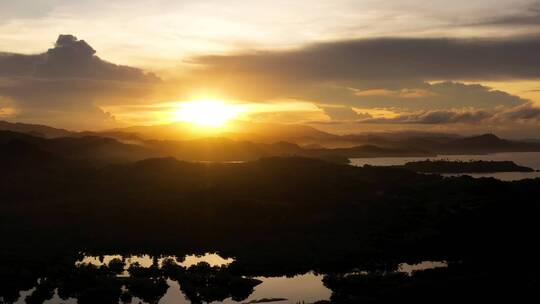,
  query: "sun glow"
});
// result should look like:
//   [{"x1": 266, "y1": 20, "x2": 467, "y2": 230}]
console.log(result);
[{"x1": 172, "y1": 100, "x2": 244, "y2": 127}]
